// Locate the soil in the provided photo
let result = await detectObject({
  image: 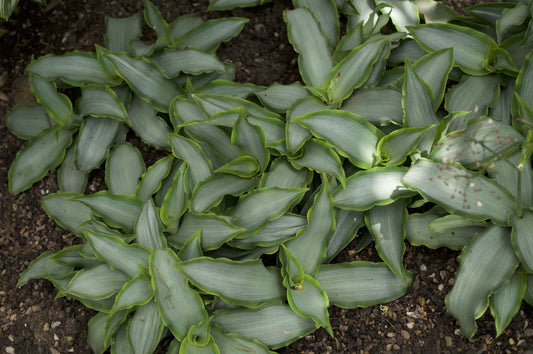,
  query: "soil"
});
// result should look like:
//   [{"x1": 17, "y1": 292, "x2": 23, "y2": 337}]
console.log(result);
[{"x1": 0, "y1": 0, "x2": 532, "y2": 353}]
